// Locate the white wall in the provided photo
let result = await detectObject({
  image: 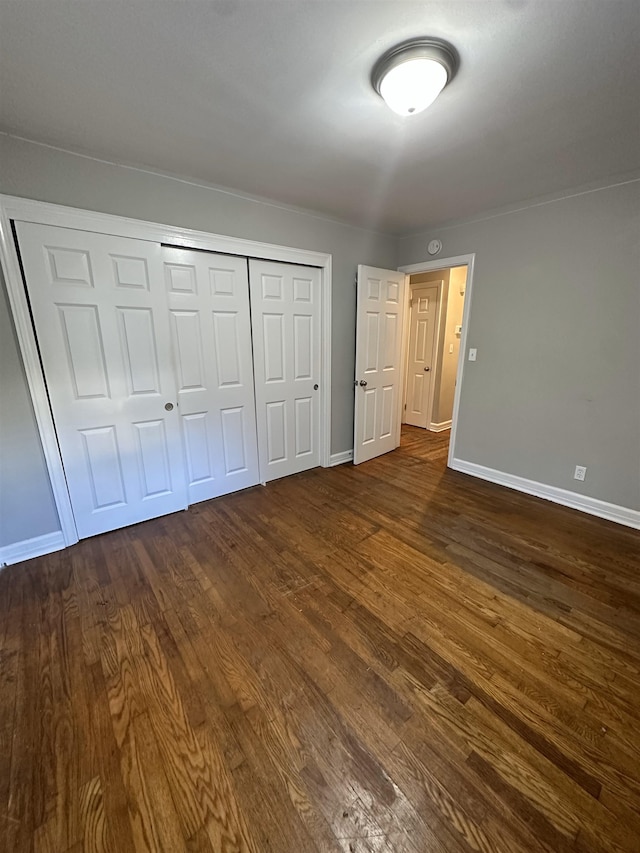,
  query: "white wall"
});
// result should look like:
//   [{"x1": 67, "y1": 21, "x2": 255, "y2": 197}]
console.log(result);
[
  {"x1": 0, "y1": 134, "x2": 397, "y2": 547},
  {"x1": 398, "y1": 178, "x2": 640, "y2": 512}
]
